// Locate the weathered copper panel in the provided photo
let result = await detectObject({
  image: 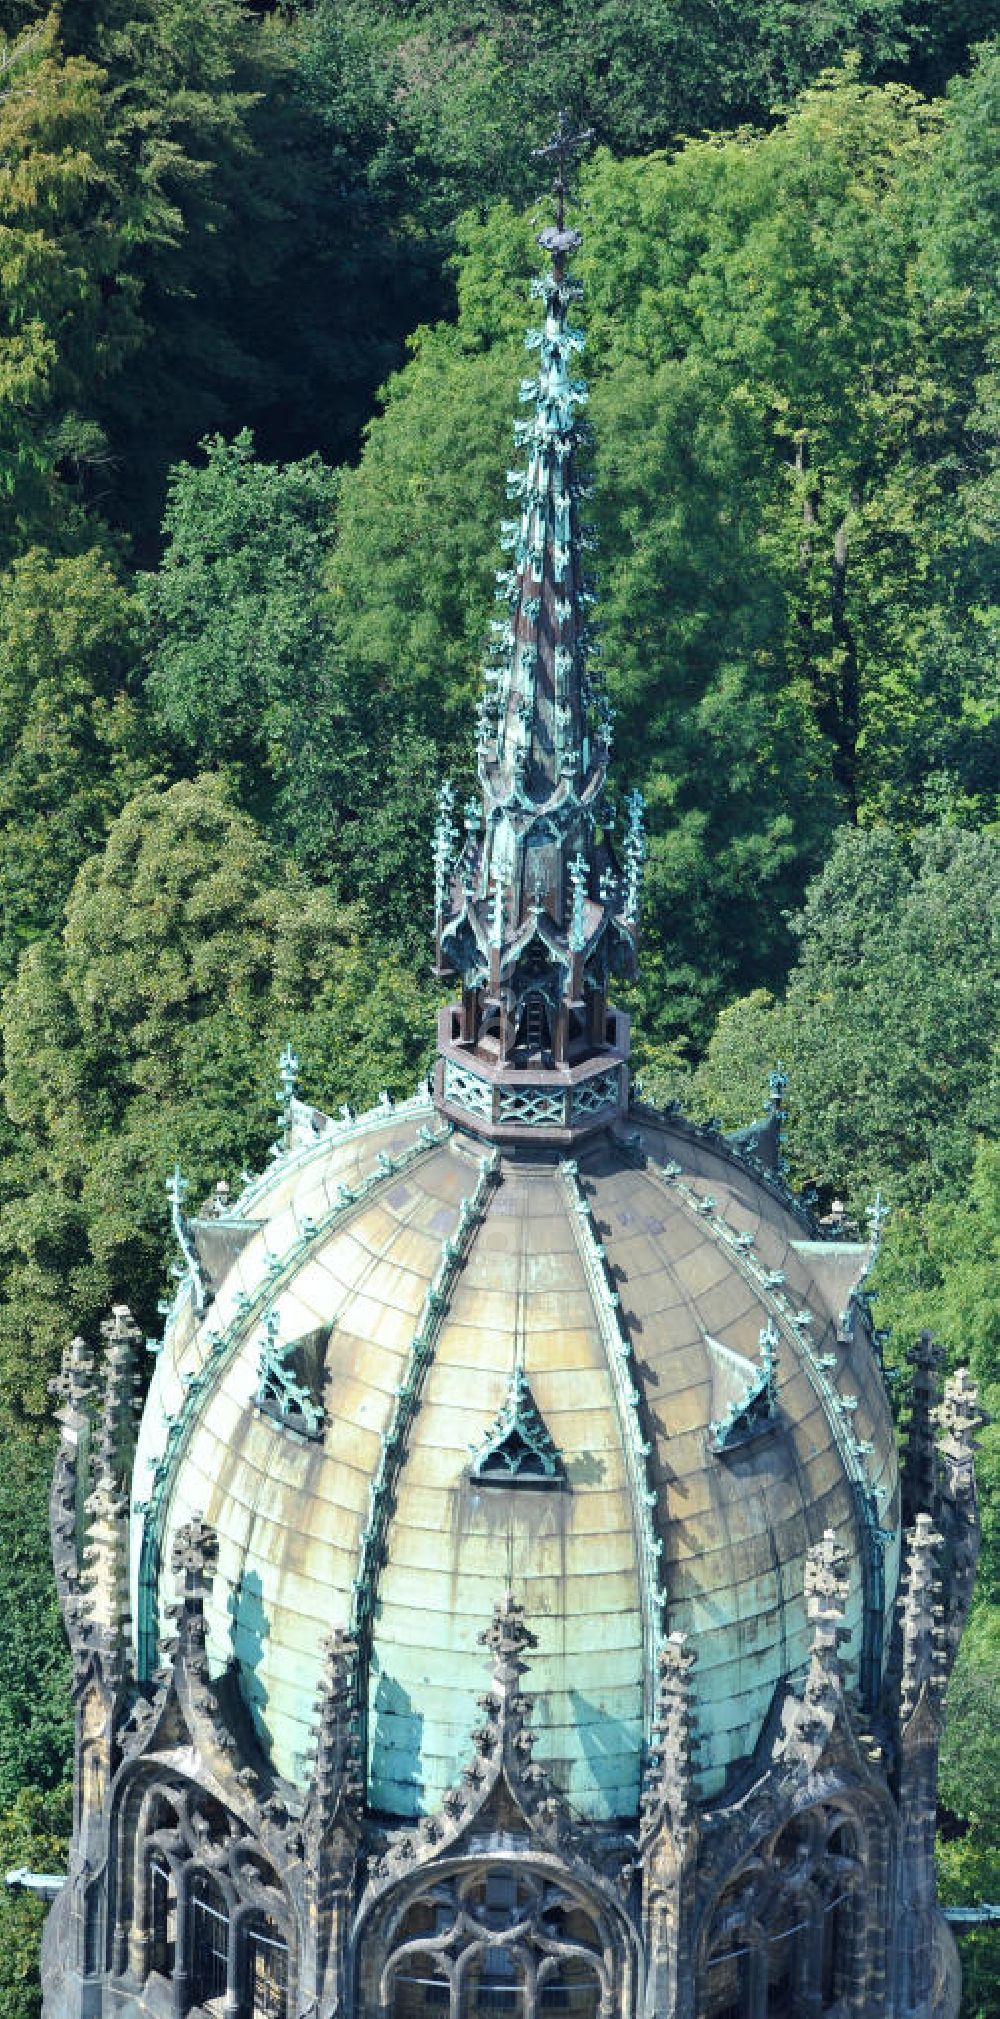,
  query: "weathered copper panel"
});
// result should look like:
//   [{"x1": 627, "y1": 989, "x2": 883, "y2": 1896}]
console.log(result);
[{"x1": 130, "y1": 1097, "x2": 899, "y2": 1819}]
